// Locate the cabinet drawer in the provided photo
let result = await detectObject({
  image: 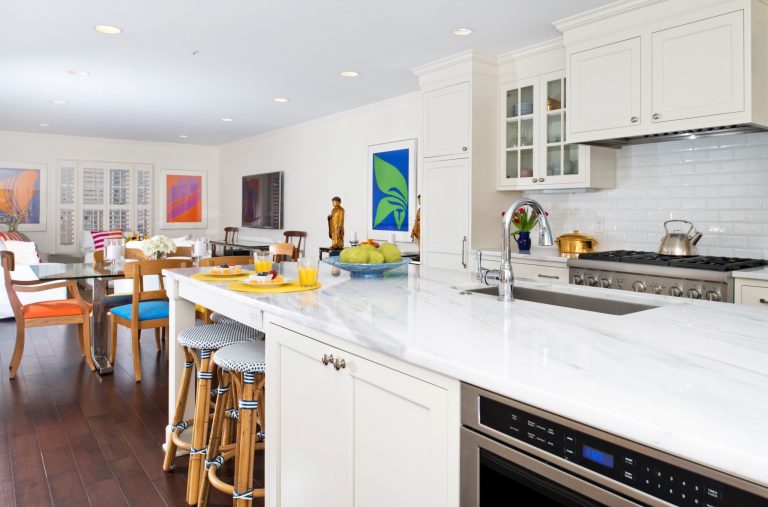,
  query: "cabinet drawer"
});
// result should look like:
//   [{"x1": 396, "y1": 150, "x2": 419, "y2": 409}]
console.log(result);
[
  {"x1": 511, "y1": 262, "x2": 568, "y2": 284},
  {"x1": 739, "y1": 284, "x2": 768, "y2": 309}
]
